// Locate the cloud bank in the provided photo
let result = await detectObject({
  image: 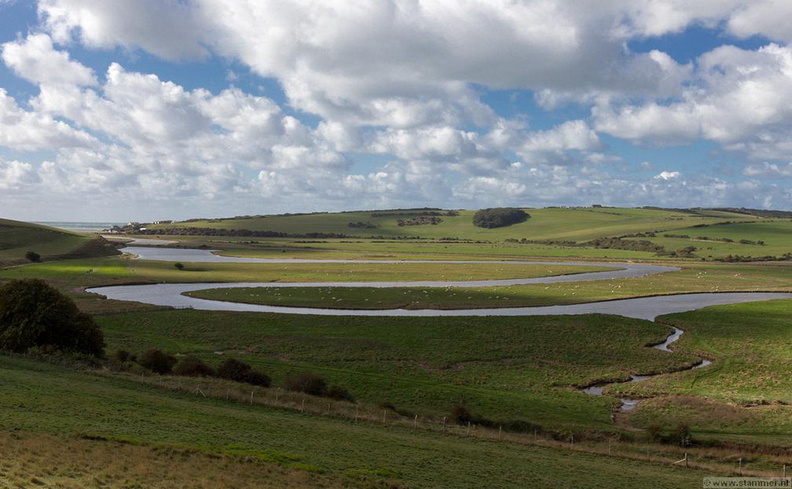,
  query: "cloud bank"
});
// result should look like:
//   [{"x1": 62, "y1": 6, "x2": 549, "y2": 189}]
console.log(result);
[{"x1": 0, "y1": 0, "x2": 791, "y2": 219}]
